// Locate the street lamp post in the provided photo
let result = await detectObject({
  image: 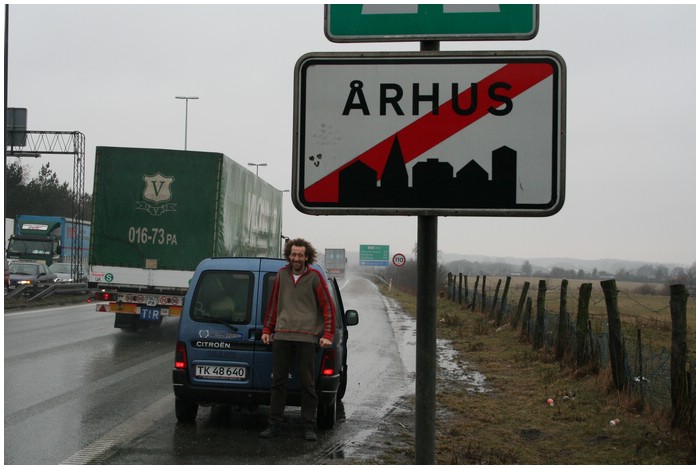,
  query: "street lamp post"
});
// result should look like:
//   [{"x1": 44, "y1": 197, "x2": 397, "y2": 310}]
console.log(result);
[
  {"x1": 175, "y1": 96, "x2": 199, "y2": 150},
  {"x1": 248, "y1": 162, "x2": 267, "y2": 176}
]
